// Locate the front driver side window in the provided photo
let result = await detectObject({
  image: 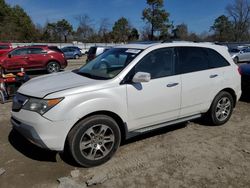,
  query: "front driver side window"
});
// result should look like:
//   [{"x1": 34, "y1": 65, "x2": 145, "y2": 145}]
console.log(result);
[
  {"x1": 11, "y1": 49, "x2": 28, "y2": 56},
  {"x1": 134, "y1": 48, "x2": 175, "y2": 79}
]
